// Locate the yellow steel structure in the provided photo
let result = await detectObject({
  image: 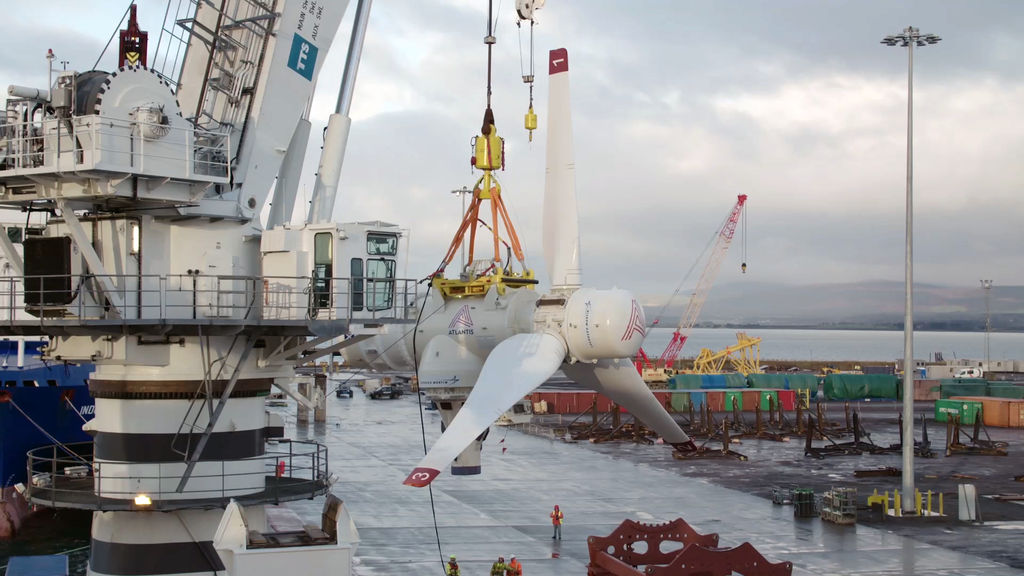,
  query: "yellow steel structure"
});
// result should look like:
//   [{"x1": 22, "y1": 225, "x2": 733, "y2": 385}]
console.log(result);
[
  {"x1": 691, "y1": 332, "x2": 763, "y2": 375},
  {"x1": 433, "y1": 113, "x2": 535, "y2": 299}
]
